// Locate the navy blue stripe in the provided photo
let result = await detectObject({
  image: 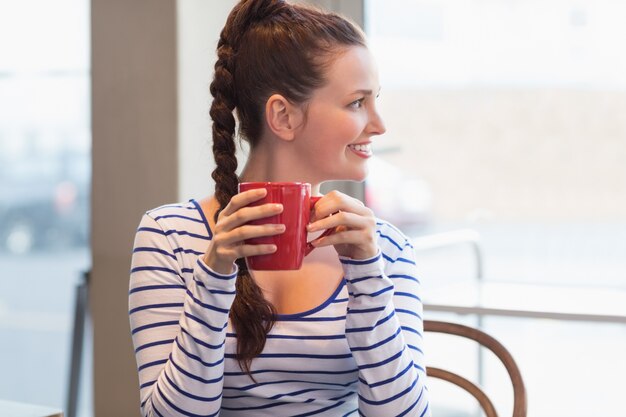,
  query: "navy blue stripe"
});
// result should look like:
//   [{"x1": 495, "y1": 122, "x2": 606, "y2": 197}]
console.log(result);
[
  {"x1": 359, "y1": 374, "x2": 418, "y2": 406},
  {"x1": 129, "y1": 302, "x2": 184, "y2": 315},
  {"x1": 275, "y1": 279, "x2": 345, "y2": 320},
  {"x1": 397, "y1": 385, "x2": 426, "y2": 417},
  {"x1": 348, "y1": 274, "x2": 383, "y2": 284},
  {"x1": 276, "y1": 315, "x2": 346, "y2": 322},
  {"x1": 190, "y1": 199, "x2": 213, "y2": 238},
  {"x1": 292, "y1": 400, "x2": 346, "y2": 417},
  {"x1": 138, "y1": 358, "x2": 167, "y2": 372},
  {"x1": 342, "y1": 409, "x2": 358, "y2": 417},
  {"x1": 135, "y1": 338, "x2": 175, "y2": 353},
  {"x1": 350, "y1": 327, "x2": 402, "y2": 352},
  {"x1": 131, "y1": 320, "x2": 179, "y2": 335},
  {"x1": 225, "y1": 378, "x2": 357, "y2": 392},
  {"x1": 340, "y1": 252, "x2": 381, "y2": 265},
  {"x1": 408, "y1": 344, "x2": 424, "y2": 354},
  {"x1": 175, "y1": 338, "x2": 224, "y2": 367},
  {"x1": 347, "y1": 306, "x2": 386, "y2": 314},
  {"x1": 169, "y1": 353, "x2": 224, "y2": 384},
  {"x1": 153, "y1": 214, "x2": 204, "y2": 224},
  {"x1": 225, "y1": 352, "x2": 353, "y2": 360},
  {"x1": 196, "y1": 258, "x2": 237, "y2": 280},
  {"x1": 346, "y1": 310, "x2": 395, "y2": 333},
  {"x1": 376, "y1": 231, "x2": 404, "y2": 251},
  {"x1": 329, "y1": 391, "x2": 356, "y2": 402},
  {"x1": 223, "y1": 367, "x2": 357, "y2": 377},
  {"x1": 382, "y1": 252, "x2": 416, "y2": 265},
  {"x1": 396, "y1": 308, "x2": 422, "y2": 320},
  {"x1": 137, "y1": 226, "x2": 211, "y2": 241},
  {"x1": 193, "y1": 277, "x2": 236, "y2": 295},
  {"x1": 129, "y1": 284, "x2": 185, "y2": 294},
  {"x1": 173, "y1": 247, "x2": 204, "y2": 256},
  {"x1": 349, "y1": 285, "x2": 394, "y2": 299},
  {"x1": 147, "y1": 204, "x2": 193, "y2": 212},
  {"x1": 163, "y1": 367, "x2": 222, "y2": 402},
  {"x1": 130, "y1": 266, "x2": 179, "y2": 276},
  {"x1": 185, "y1": 289, "x2": 230, "y2": 314},
  {"x1": 333, "y1": 297, "x2": 349, "y2": 303},
  {"x1": 225, "y1": 332, "x2": 345, "y2": 341},
  {"x1": 181, "y1": 326, "x2": 225, "y2": 350},
  {"x1": 375, "y1": 221, "x2": 408, "y2": 241},
  {"x1": 181, "y1": 268, "x2": 194, "y2": 274},
  {"x1": 358, "y1": 347, "x2": 404, "y2": 371},
  {"x1": 401, "y1": 326, "x2": 422, "y2": 337},
  {"x1": 184, "y1": 312, "x2": 227, "y2": 333},
  {"x1": 394, "y1": 291, "x2": 422, "y2": 302},
  {"x1": 268, "y1": 387, "x2": 336, "y2": 401},
  {"x1": 133, "y1": 247, "x2": 176, "y2": 260},
  {"x1": 266, "y1": 333, "x2": 346, "y2": 340},
  {"x1": 388, "y1": 273, "x2": 420, "y2": 284},
  {"x1": 156, "y1": 383, "x2": 221, "y2": 417},
  {"x1": 139, "y1": 379, "x2": 156, "y2": 389},
  {"x1": 359, "y1": 360, "x2": 413, "y2": 388}
]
